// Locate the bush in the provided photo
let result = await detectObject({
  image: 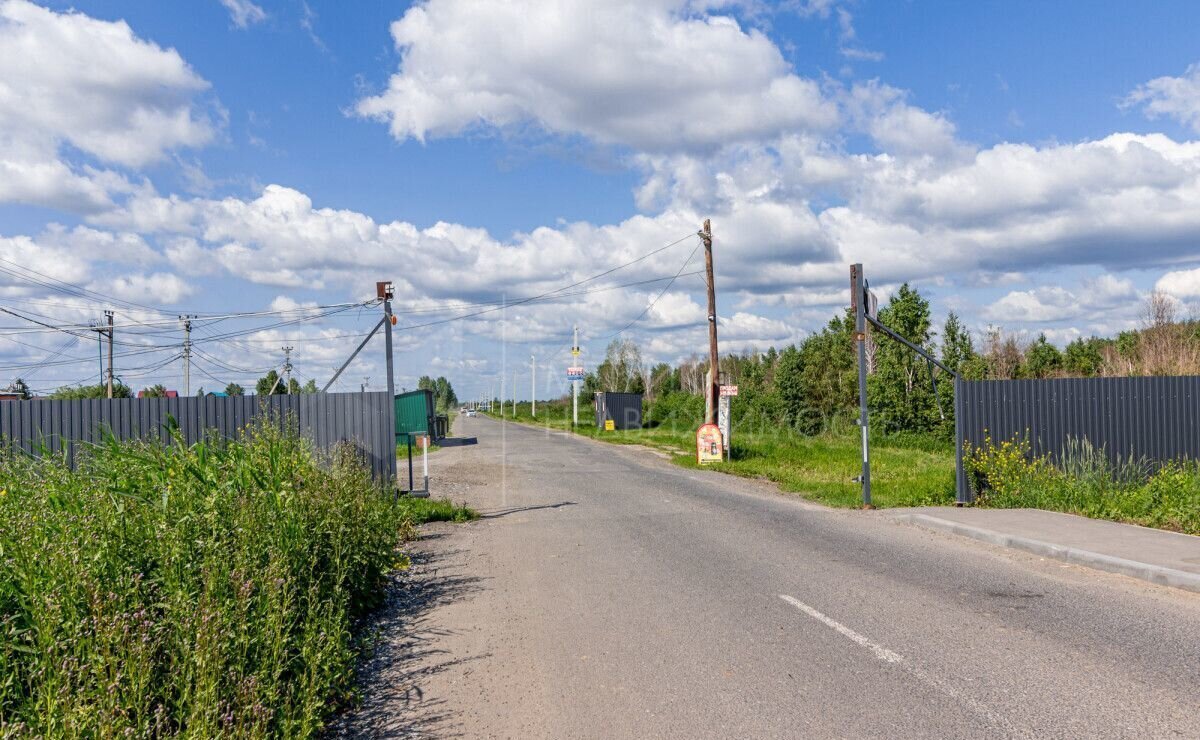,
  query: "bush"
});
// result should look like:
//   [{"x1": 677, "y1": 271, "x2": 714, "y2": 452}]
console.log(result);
[
  {"x1": 963, "y1": 434, "x2": 1200, "y2": 534},
  {"x1": 0, "y1": 421, "x2": 413, "y2": 737}
]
